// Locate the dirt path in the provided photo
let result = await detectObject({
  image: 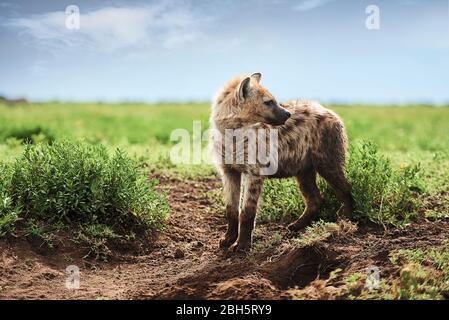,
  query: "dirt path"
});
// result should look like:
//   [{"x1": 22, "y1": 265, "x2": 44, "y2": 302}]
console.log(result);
[{"x1": 1, "y1": 177, "x2": 448, "y2": 300}]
